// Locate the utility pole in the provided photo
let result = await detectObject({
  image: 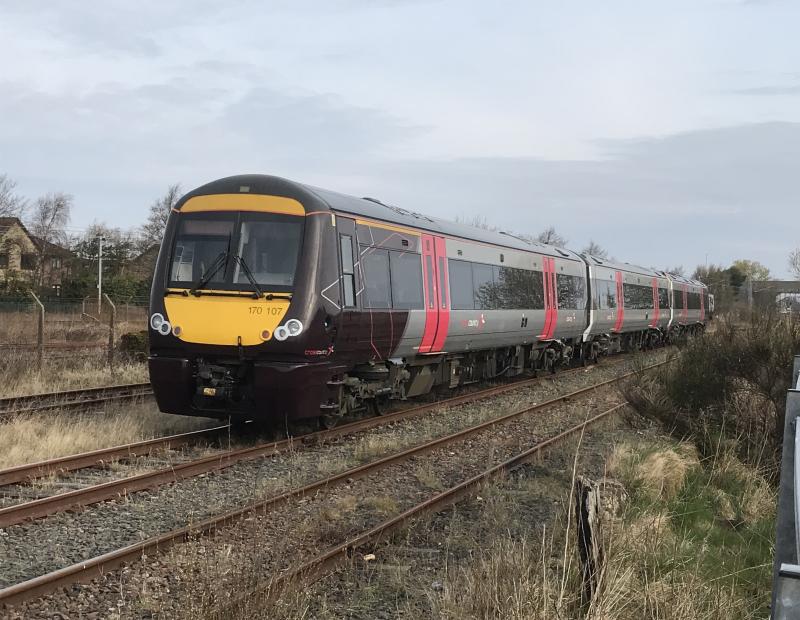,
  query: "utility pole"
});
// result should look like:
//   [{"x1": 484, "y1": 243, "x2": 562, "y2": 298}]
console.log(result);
[{"x1": 97, "y1": 236, "x2": 104, "y2": 313}]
